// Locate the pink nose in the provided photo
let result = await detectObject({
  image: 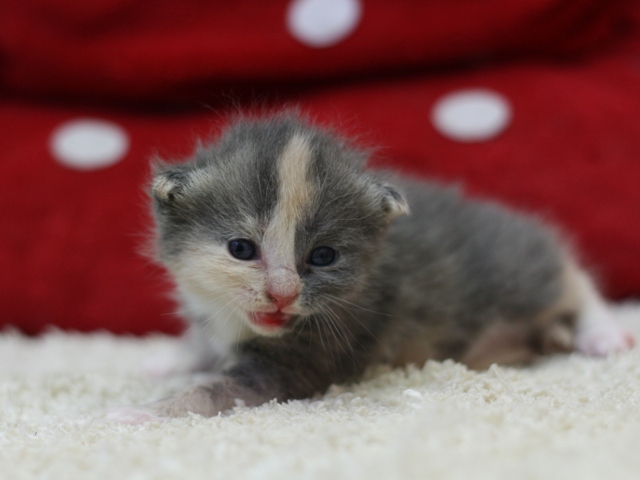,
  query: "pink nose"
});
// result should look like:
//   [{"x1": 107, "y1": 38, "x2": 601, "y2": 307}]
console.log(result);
[{"x1": 267, "y1": 290, "x2": 299, "y2": 309}]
